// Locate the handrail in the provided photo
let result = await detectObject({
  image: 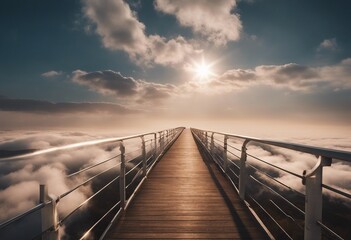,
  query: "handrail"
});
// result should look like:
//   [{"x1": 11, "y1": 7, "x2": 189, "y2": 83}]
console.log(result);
[
  {"x1": 66, "y1": 154, "x2": 121, "y2": 178},
  {"x1": 192, "y1": 128, "x2": 351, "y2": 162},
  {"x1": 0, "y1": 126, "x2": 185, "y2": 240},
  {"x1": 191, "y1": 127, "x2": 351, "y2": 240},
  {"x1": 0, "y1": 203, "x2": 46, "y2": 230},
  {"x1": 0, "y1": 129, "x2": 170, "y2": 162}
]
